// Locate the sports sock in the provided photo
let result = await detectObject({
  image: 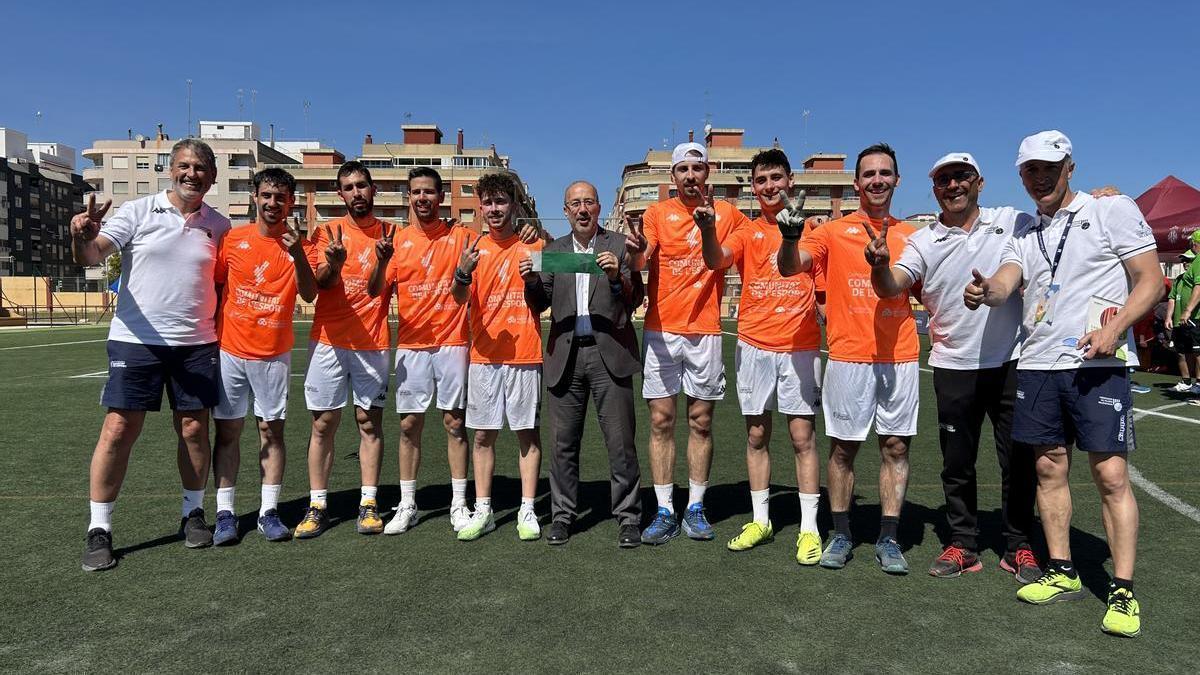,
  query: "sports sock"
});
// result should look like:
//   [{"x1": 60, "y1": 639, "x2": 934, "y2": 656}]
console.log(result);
[
  {"x1": 1048, "y1": 558, "x2": 1077, "y2": 578},
  {"x1": 1110, "y1": 577, "x2": 1134, "y2": 593},
  {"x1": 216, "y1": 487, "x2": 235, "y2": 514},
  {"x1": 687, "y1": 479, "x2": 708, "y2": 508},
  {"x1": 832, "y1": 510, "x2": 851, "y2": 538},
  {"x1": 750, "y1": 488, "x2": 770, "y2": 526},
  {"x1": 260, "y1": 484, "x2": 281, "y2": 515},
  {"x1": 798, "y1": 492, "x2": 820, "y2": 533},
  {"x1": 654, "y1": 484, "x2": 674, "y2": 514},
  {"x1": 879, "y1": 516, "x2": 899, "y2": 541},
  {"x1": 399, "y1": 480, "x2": 417, "y2": 507},
  {"x1": 450, "y1": 478, "x2": 468, "y2": 506},
  {"x1": 361, "y1": 485, "x2": 377, "y2": 505},
  {"x1": 520, "y1": 497, "x2": 535, "y2": 512},
  {"x1": 475, "y1": 497, "x2": 492, "y2": 512},
  {"x1": 310, "y1": 489, "x2": 328, "y2": 509},
  {"x1": 89, "y1": 500, "x2": 114, "y2": 532},
  {"x1": 182, "y1": 489, "x2": 204, "y2": 518}
]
